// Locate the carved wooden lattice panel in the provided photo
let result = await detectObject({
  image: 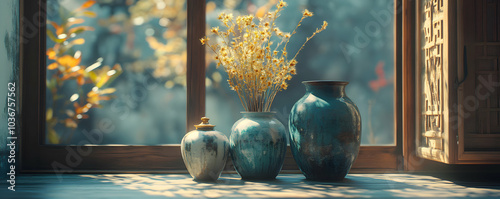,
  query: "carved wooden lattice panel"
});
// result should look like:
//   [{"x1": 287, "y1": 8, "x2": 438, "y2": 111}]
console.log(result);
[{"x1": 418, "y1": 0, "x2": 445, "y2": 161}]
